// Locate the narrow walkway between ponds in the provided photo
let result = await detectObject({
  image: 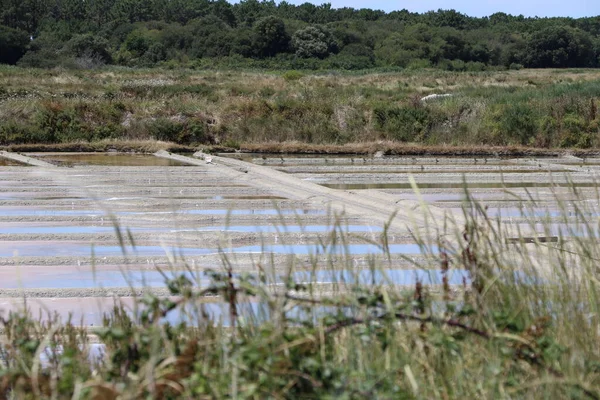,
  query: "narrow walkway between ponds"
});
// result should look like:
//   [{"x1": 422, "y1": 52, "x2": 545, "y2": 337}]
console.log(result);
[{"x1": 155, "y1": 151, "x2": 460, "y2": 234}]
